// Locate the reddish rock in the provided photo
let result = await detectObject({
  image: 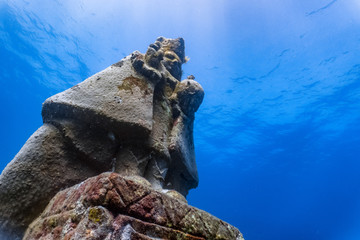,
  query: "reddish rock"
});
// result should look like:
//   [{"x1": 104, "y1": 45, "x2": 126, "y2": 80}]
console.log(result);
[{"x1": 24, "y1": 173, "x2": 244, "y2": 240}]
